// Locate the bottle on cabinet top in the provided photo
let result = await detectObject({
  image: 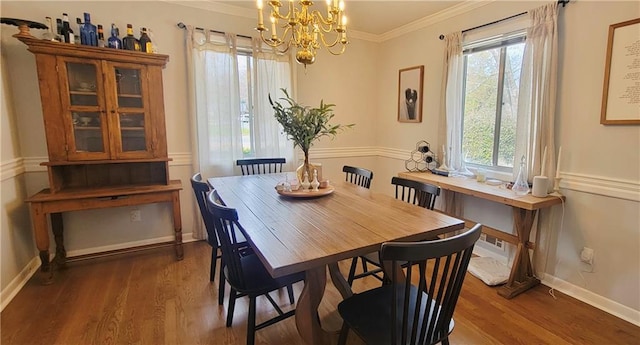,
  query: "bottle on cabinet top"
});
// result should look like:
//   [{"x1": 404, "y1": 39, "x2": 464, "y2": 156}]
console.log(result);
[
  {"x1": 42, "y1": 17, "x2": 59, "y2": 42},
  {"x1": 107, "y1": 23, "x2": 122, "y2": 49},
  {"x1": 61, "y1": 13, "x2": 74, "y2": 44},
  {"x1": 97, "y1": 24, "x2": 106, "y2": 48},
  {"x1": 138, "y1": 27, "x2": 152, "y2": 53},
  {"x1": 75, "y1": 17, "x2": 82, "y2": 44},
  {"x1": 122, "y1": 24, "x2": 140, "y2": 51},
  {"x1": 80, "y1": 12, "x2": 97, "y2": 46}
]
